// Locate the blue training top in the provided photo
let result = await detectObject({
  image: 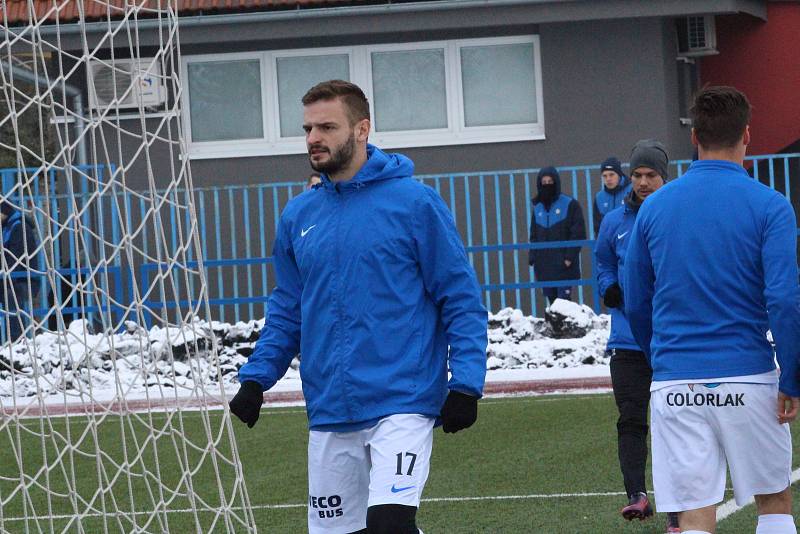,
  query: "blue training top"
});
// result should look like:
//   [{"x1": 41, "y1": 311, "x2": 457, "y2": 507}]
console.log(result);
[
  {"x1": 239, "y1": 145, "x2": 488, "y2": 430},
  {"x1": 594, "y1": 201, "x2": 640, "y2": 351},
  {"x1": 623, "y1": 160, "x2": 800, "y2": 396}
]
